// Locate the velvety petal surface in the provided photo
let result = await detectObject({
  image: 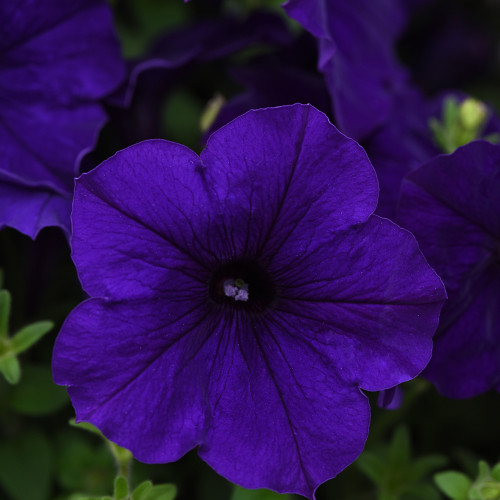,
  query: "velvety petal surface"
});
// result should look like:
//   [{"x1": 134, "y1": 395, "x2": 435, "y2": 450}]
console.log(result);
[
  {"x1": 0, "y1": 1, "x2": 124, "y2": 102},
  {"x1": 53, "y1": 297, "x2": 217, "y2": 462},
  {"x1": 0, "y1": 100, "x2": 106, "y2": 192},
  {"x1": 268, "y1": 216, "x2": 445, "y2": 391},
  {"x1": 72, "y1": 140, "x2": 211, "y2": 300},
  {"x1": 0, "y1": 0, "x2": 125, "y2": 236},
  {"x1": 55, "y1": 105, "x2": 447, "y2": 498},
  {"x1": 201, "y1": 104, "x2": 379, "y2": 259},
  {"x1": 0, "y1": 182, "x2": 71, "y2": 239},
  {"x1": 399, "y1": 140, "x2": 500, "y2": 397},
  {"x1": 284, "y1": 0, "x2": 410, "y2": 139},
  {"x1": 199, "y1": 313, "x2": 370, "y2": 498},
  {"x1": 74, "y1": 105, "x2": 378, "y2": 299}
]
